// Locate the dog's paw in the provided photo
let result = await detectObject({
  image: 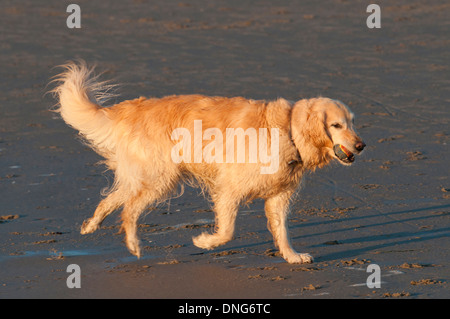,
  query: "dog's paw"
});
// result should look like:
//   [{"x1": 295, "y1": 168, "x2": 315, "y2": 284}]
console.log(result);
[
  {"x1": 193, "y1": 232, "x2": 232, "y2": 250},
  {"x1": 126, "y1": 237, "x2": 141, "y2": 259},
  {"x1": 80, "y1": 218, "x2": 98, "y2": 234},
  {"x1": 284, "y1": 252, "x2": 314, "y2": 264},
  {"x1": 192, "y1": 232, "x2": 216, "y2": 250}
]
